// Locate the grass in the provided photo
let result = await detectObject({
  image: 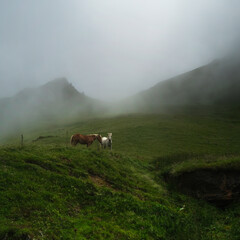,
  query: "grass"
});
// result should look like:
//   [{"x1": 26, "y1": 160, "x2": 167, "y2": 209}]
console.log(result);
[
  {"x1": 0, "y1": 145, "x2": 187, "y2": 239},
  {"x1": 1, "y1": 108, "x2": 240, "y2": 239},
  {"x1": 165, "y1": 155, "x2": 240, "y2": 176}
]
